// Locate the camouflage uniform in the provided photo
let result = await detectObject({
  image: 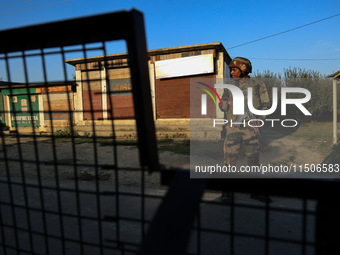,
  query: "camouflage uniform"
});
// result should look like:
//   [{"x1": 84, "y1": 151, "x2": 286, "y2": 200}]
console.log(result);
[{"x1": 220, "y1": 57, "x2": 270, "y2": 168}]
